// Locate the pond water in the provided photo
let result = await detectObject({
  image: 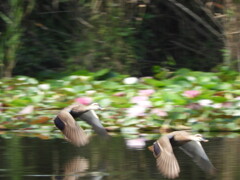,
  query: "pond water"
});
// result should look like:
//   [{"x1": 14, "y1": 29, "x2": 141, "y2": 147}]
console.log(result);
[{"x1": 0, "y1": 132, "x2": 240, "y2": 180}]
